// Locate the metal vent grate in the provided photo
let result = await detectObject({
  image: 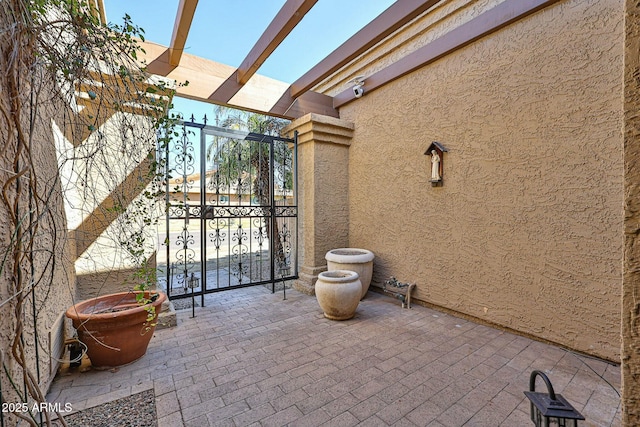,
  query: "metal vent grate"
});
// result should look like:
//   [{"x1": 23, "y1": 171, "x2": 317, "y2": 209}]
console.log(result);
[{"x1": 46, "y1": 313, "x2": 66, "y2": 386}]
